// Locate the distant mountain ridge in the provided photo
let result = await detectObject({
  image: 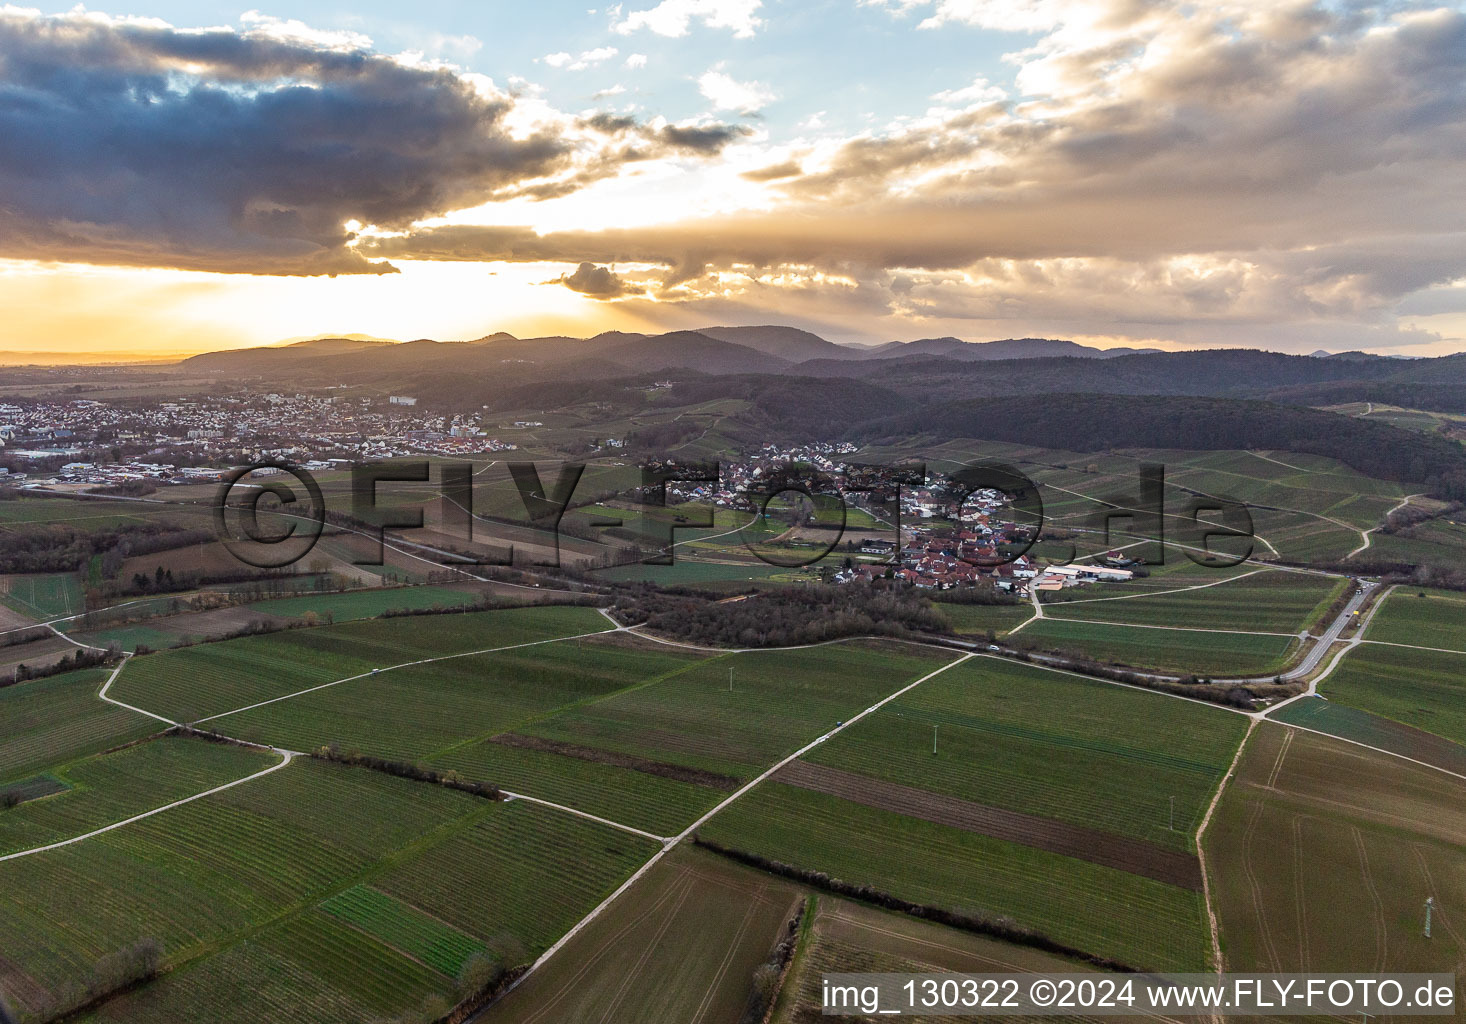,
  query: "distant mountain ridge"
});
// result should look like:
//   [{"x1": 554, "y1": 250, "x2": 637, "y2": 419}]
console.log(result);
[
  {"x1": 182, "y1": 327, "x2": 1161, "y2": 375},
  {"x1": 846, "y1": 337, "x2": 1163, "y2": 360},
  {"x1": 175, "y1": 327, "x2": 1466, "y2": 421}
]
